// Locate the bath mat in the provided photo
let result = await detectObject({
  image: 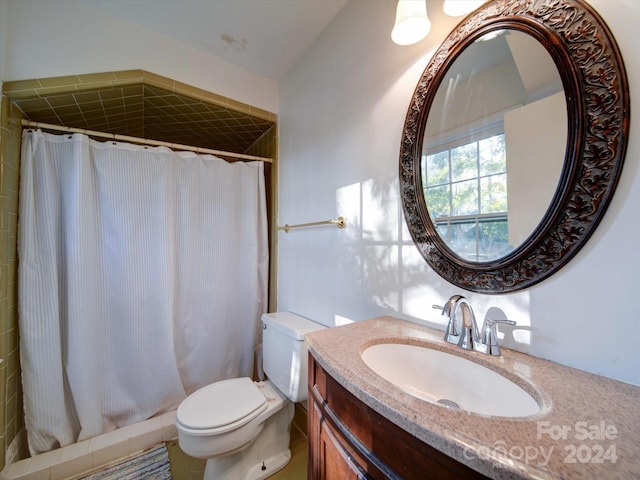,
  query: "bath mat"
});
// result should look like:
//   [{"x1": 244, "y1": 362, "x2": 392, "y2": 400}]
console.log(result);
[{"x1": 80, "y1": 443, "x2": 173, "y2": 480}]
